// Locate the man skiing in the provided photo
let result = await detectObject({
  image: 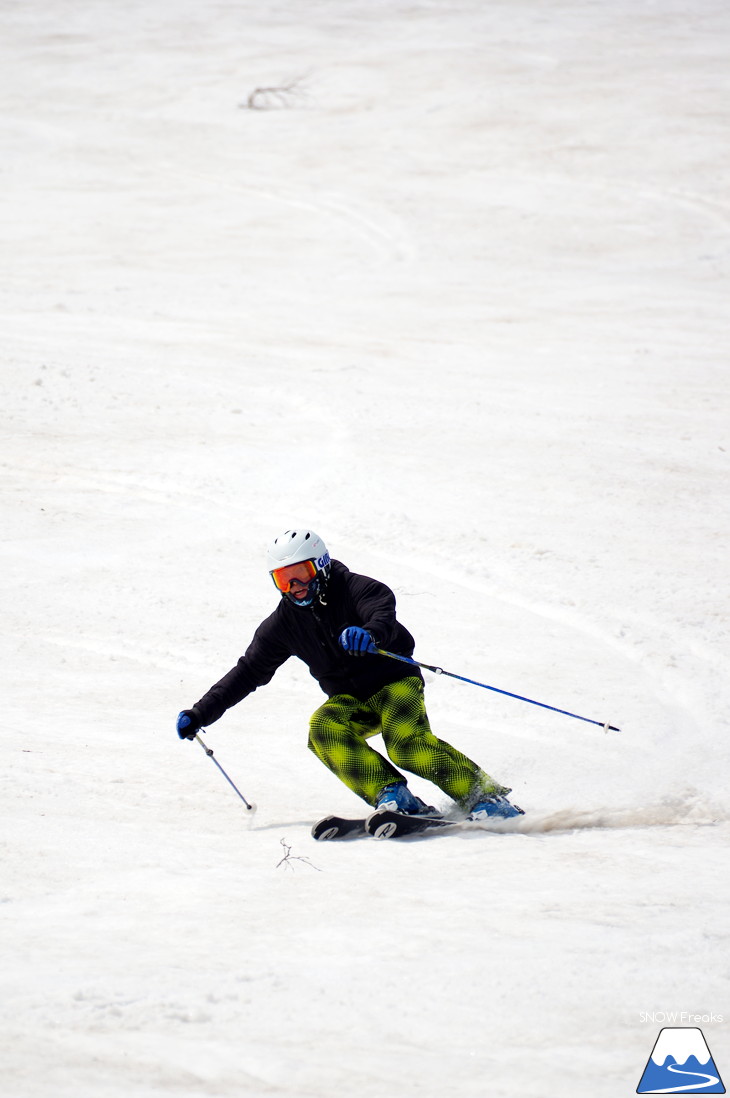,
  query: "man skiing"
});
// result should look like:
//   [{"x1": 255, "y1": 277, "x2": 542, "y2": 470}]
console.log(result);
[{"x1": 177, "y1": 529, "x2": 523, "y2": 821}]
